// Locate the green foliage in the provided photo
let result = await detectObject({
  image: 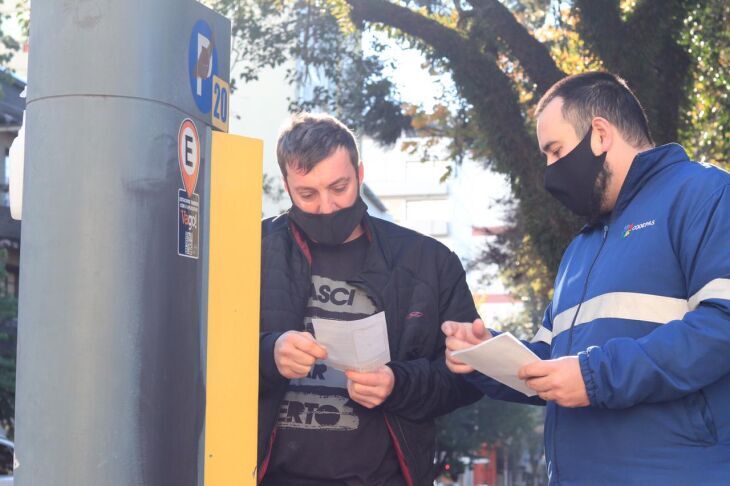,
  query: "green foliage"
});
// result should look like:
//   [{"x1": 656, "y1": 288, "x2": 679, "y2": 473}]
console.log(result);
[
  {"x1": 216, "y1": 0, "x2": 729, "y2": 300},
  {"x1": 0, "y1": 250, "x2": 16, "y2": 439},
  {"x1": 0, "y1": 0, "x2": 23, "y2": 97},
  {"x1": 214, "y1": 0, "x2": 411, "y2": 145},
  {"x1": 0, "y1": 1, "x2": 20, "y2": 67},
  {"x1": 435, "y1": 397, "x2": 543, "y2": 476},
  {"x1": 0, "y1": 1, "x2": 22, "y2": 438},
  {"x1": 679, "y1": 0, "x2": 730, "y2": 167},
  {"x1": 263, "y1": 173, "x2": 285, "y2": 202}
]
